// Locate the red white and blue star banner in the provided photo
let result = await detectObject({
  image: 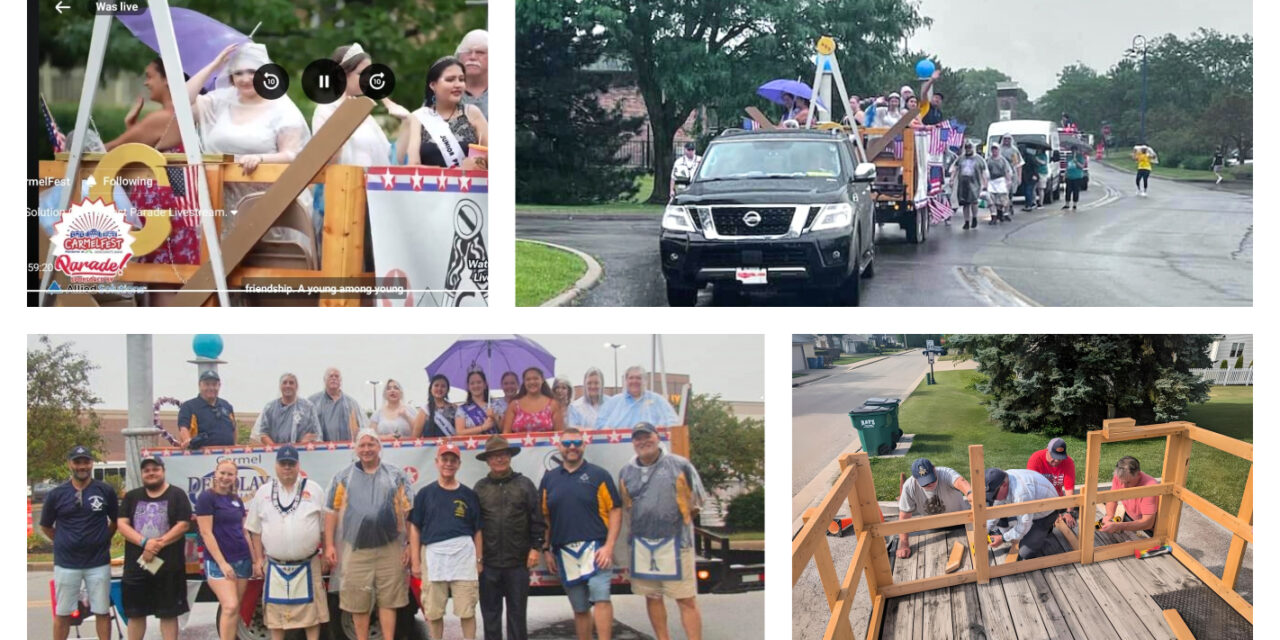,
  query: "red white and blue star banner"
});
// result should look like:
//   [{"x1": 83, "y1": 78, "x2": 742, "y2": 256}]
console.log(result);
[{"x1": 365, "y1": 167, "x2": 489, "y2": 307}]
